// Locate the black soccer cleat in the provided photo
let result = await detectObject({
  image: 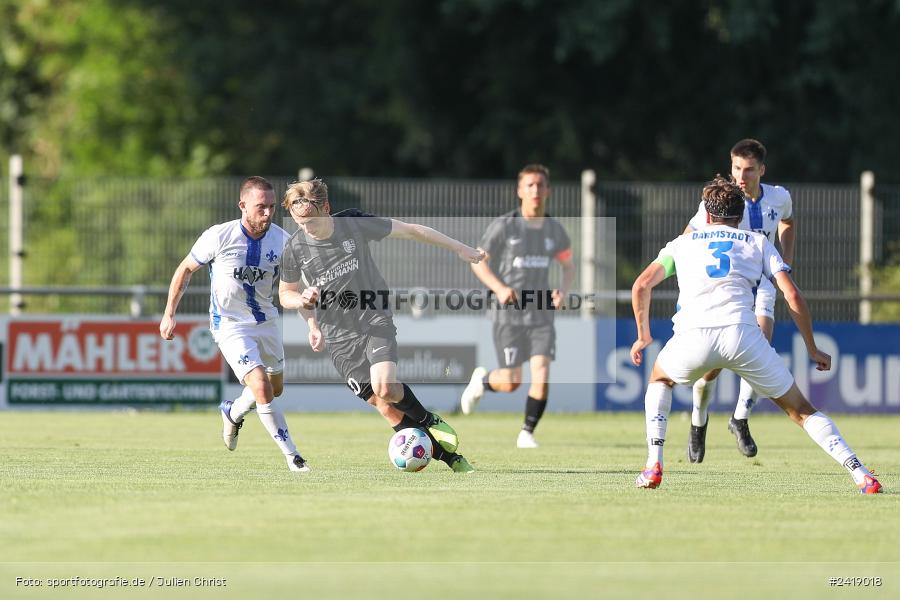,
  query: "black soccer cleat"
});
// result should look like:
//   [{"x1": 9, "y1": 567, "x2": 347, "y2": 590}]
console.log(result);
[
  {"x1": 687, "y1": 421, "x2": 708, "y2": 463},
  {"x1": 728, "y1": 417, "x2": 758, "y2": 458},
  {"x1": 287, "y1": 453, "x2": 311, "y2": 473}
]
